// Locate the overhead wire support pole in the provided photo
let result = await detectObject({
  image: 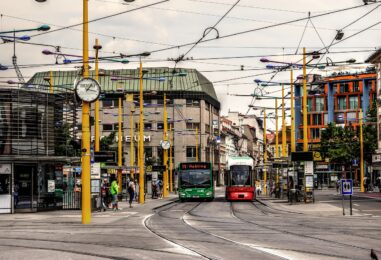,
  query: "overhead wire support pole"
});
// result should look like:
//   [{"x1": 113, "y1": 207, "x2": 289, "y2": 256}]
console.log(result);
[
  {"x1": 303, "y1": 47, "x2": 308, "y2": 152},
  {"x1": 163, "y1": 93, "x2": 169, "y2": 197},
  {"x1": 81, "y1": 0, "x2": 91, "y2": 225},
  {"x1": 118, "y1": 97, "x2": 123, "y2": 193},
  {"x1": 282, "y1": 85, "x2": 287, "y2": 158},
  {"x1": 291, "y1": 69, "x2": 295, "y2": 153},
  {"x1": 360, "y1": 109, "x2": 364, "y2": 192},
  {"x1": 263, "y1": 109, "x2": 267, "y2": 195},
  {"x1": 94, "y1": 39, "x2": 101, "y2": 152},
  {"x1": 138, "y1": 60, "x2": 145, "y2": 204},
  {"x1": 275, "y1": 99, "x2": 279, "y2": 159},
  {"x1": 127, "y1": 94, "x2": 135, "y2": 180}
]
